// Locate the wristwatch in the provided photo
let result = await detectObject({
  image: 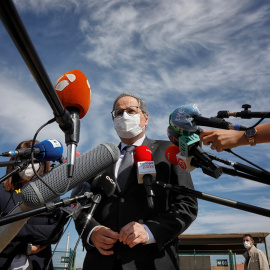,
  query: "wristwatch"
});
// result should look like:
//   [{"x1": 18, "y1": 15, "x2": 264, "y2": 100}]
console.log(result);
[
  {"x1": 26, "y1": 243, "x2": 32, "y2": 256},
  {"x1": 245, "y1": 128, "x2": 257, "y2": 146}
]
